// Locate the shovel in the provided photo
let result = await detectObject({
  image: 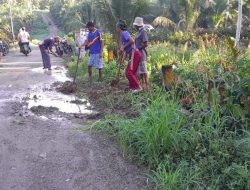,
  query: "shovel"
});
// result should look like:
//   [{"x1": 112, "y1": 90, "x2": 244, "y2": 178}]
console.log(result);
[
  {"x1": 111, "y1": 51, "x2": 125, "y2": 86},
  {"x1": 73, "y1": 48, "x2": 82, "y2": 85}
]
